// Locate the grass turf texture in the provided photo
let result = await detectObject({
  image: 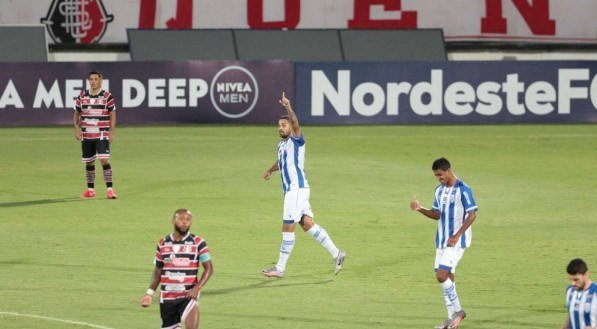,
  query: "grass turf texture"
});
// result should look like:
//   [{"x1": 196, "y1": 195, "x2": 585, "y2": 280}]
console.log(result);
[{"x1": 0, "y1": 125, "x2": 595, "y2": 329}]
